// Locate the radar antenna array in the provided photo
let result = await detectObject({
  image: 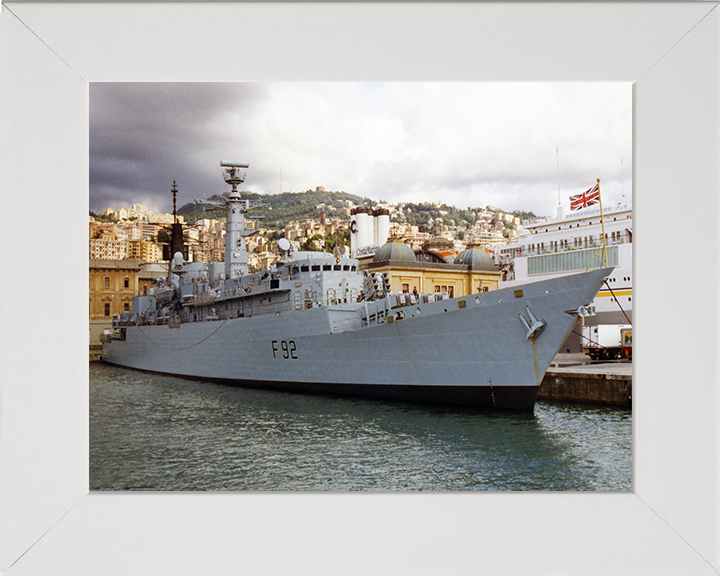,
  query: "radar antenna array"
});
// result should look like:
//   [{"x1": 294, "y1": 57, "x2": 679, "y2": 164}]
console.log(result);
[{"x1": 221, "y1": 162, "x2": 249, "y2": 191}]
